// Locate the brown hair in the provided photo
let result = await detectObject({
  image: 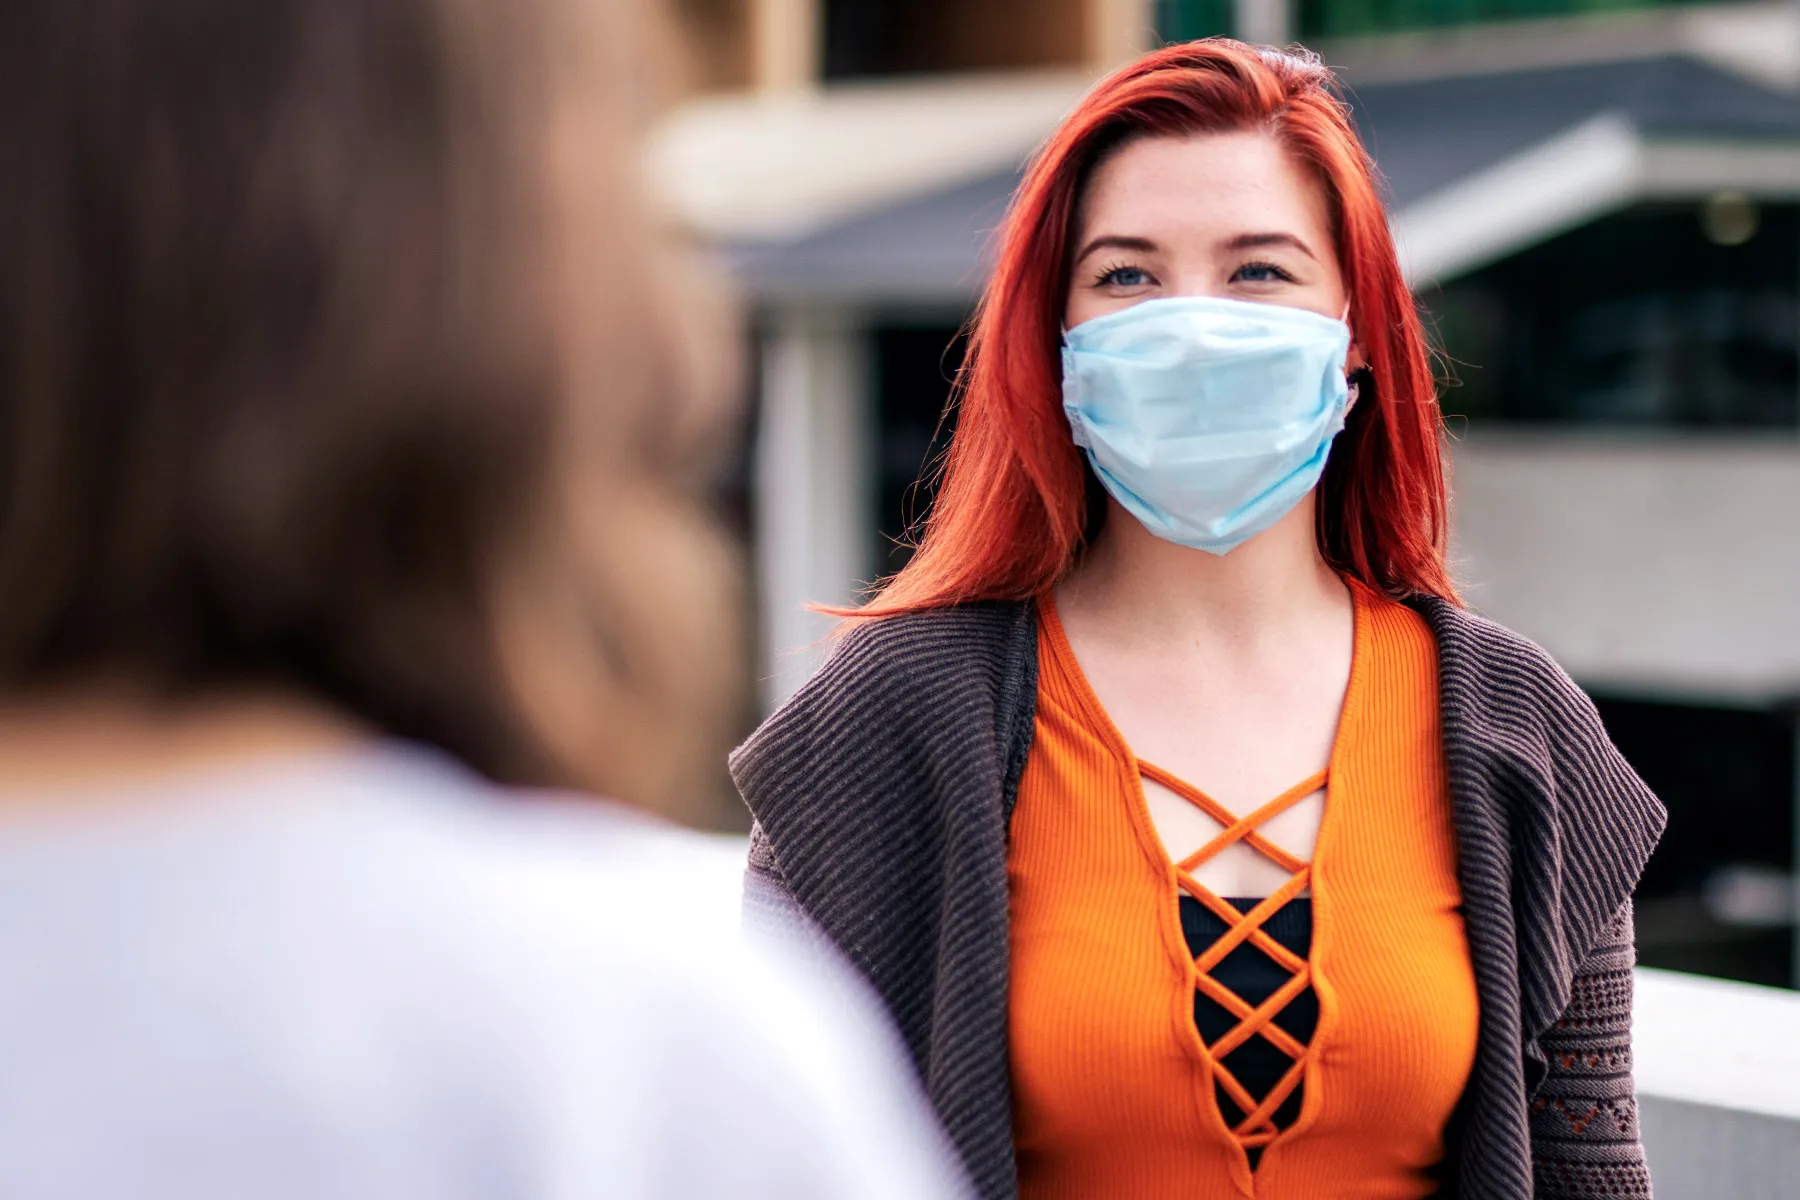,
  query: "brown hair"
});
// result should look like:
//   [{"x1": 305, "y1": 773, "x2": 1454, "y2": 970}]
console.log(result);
[{"x1": 0, "y1": 0, "x2": 744, "y2": 815}]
